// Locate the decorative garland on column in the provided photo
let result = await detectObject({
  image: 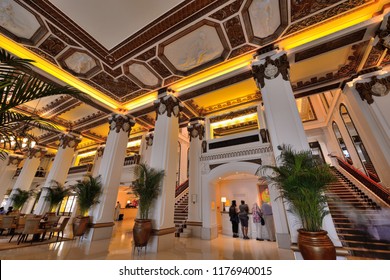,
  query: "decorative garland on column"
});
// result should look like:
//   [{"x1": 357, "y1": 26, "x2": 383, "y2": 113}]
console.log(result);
[
  {"x1": 108, "y1": 114, "x2": 136, "y2": 135},
  {"x1": 251, "y1": 53, "x2": 290, "y2": 88},
  {"x1": 153, "y1": 94, "x2": 183, "y2": 120},
  {"x1": 59, "y1": 134, "x2": 82, "y2": 150}
]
